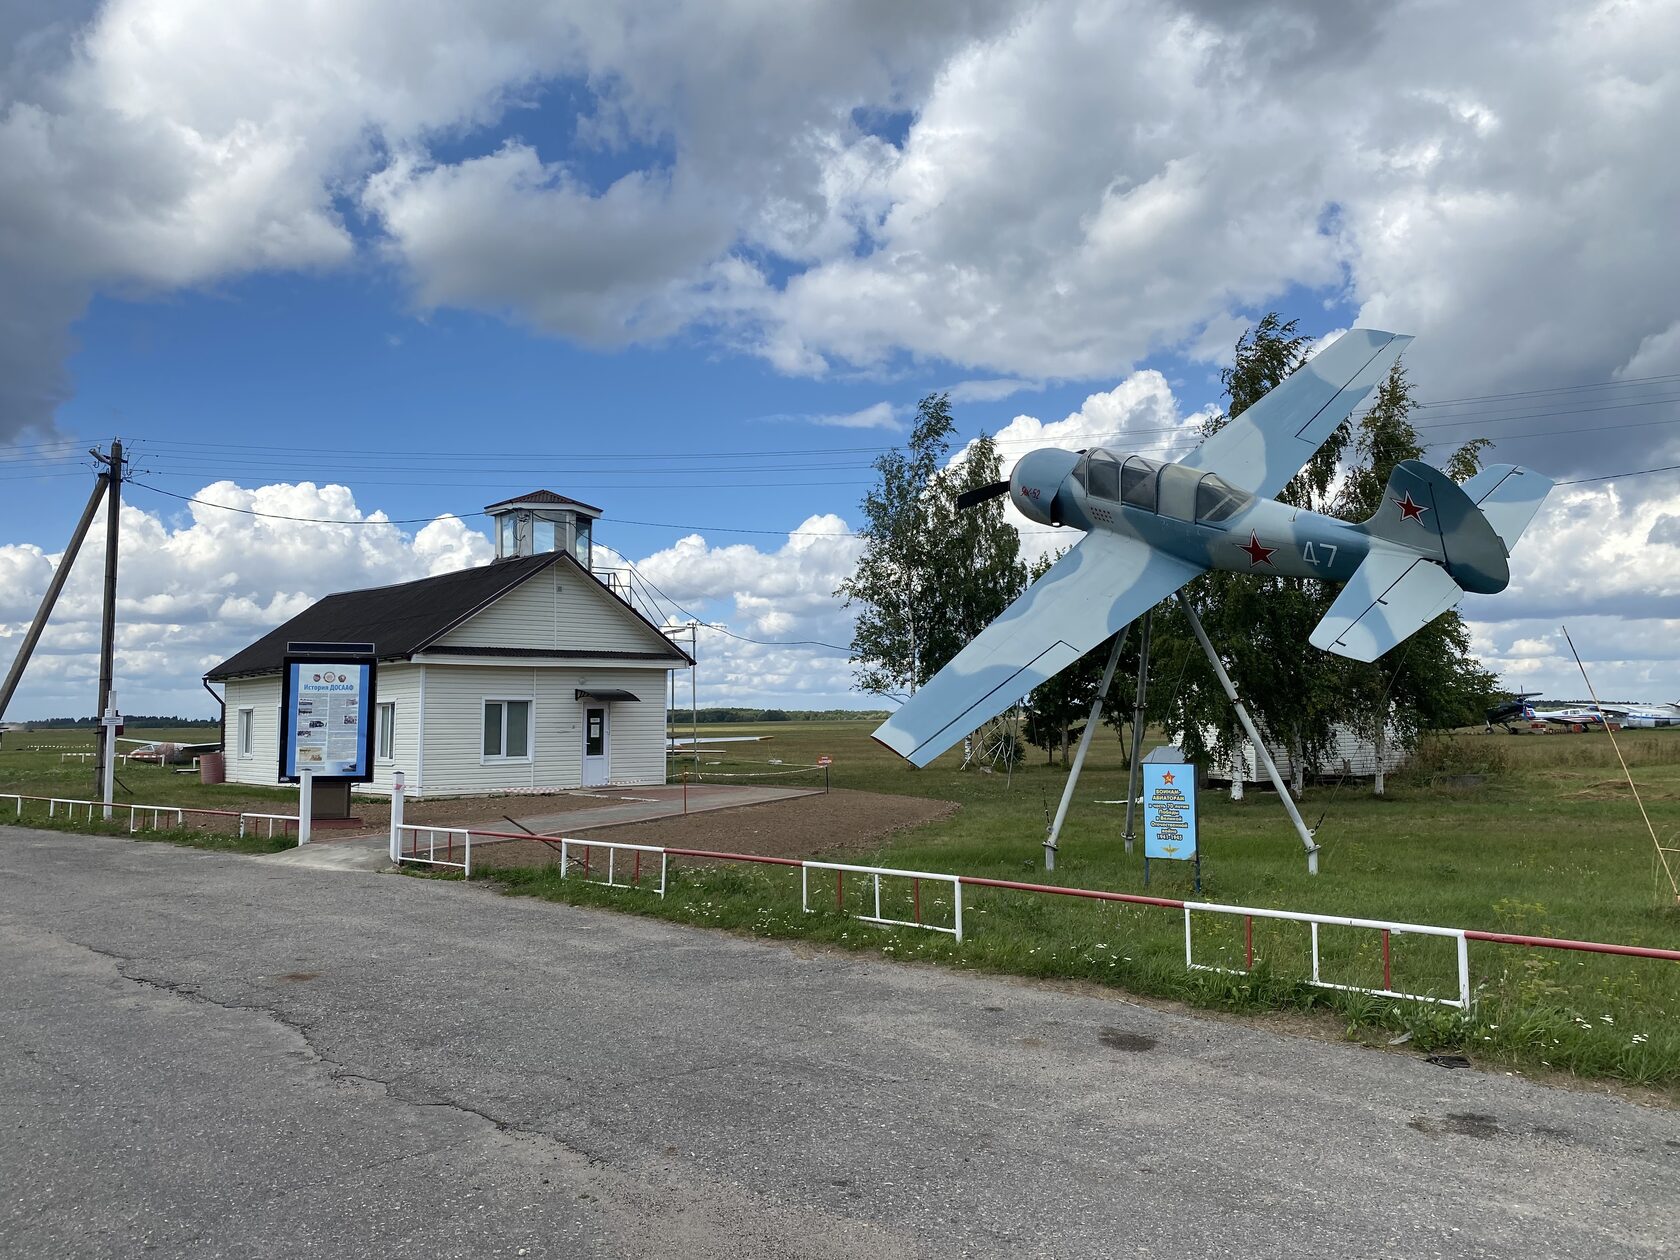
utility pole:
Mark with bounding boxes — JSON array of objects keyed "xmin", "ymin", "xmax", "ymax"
[
  {"xmin": 90, "ymin": 439, "xmax": 125, "ymax": 794},
  {"xmin": 0, "ymin": 474, "xmax": 109, "ymax": 722}
]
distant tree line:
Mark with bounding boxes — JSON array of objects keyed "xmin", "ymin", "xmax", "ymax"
[
  {"xmin": 677, "ymin": 708, "xmax": 890, "ymax": 724},
  {"xmin": 19, "ymin": 715, "xmax": 220, "ymax": 729}
]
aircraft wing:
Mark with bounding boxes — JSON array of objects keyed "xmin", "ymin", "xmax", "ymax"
[
  {"xmin": 873, "ymin": 533, "xmax": 1204, "ymax": 767},
  {"xmin": 1178, "ymin": 328, "xmax": 1413, "ymax": 499}
]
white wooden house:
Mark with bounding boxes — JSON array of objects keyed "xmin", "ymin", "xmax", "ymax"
[
  {"xmin": 205, "ymin": 492, "xmax": 691, "ymax": 798},
  {"xmin": 1206, "ymin": 724, "xmax": 1407, "ymax": 786}
]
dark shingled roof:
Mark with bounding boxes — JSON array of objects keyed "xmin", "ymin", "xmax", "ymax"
[
  {"xmin": 206, "ymin": 551, "xmax": 689, "ymax": 680},
  {"xmin": 482, "ymin": 489, "xmax": 603, "ymax": 514}
]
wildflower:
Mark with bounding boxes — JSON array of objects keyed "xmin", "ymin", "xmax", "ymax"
[
  {"xmin": 1632, "ymin": 1033, "xmax": 1648, "ymax": 1045},
  {"xmin": 1600, "ymin": 1015, "xmax": 1615, "ymax": 1024}
]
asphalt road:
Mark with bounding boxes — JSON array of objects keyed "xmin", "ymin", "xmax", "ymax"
[{"xmin": 1, "ymin": 826, "xmax": 1674, "ymax": 1259}]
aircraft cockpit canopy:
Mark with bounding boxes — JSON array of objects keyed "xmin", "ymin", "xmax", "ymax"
[{"xmin": 1074, "ymin": 448, "xmax": 1252, "ymax": 523}]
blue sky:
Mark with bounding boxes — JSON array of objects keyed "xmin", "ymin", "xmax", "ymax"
[
  {"xmin": 2, "ymin": 0, "xmax": 1678, "ymax": 718},
  {"xmin": 30, "ymin": 272, "xmax": 1242, "ymax": 553}
]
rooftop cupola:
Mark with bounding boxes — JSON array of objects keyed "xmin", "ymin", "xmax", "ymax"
[{"xmin": 484, "ymin": 490, "xmax": 602, "ymax": 567}]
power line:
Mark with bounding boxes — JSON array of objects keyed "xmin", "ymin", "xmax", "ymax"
[
  {"xmin": 115, "ymin": 456, "xmax": 1680, "ymax": 547},
  {"xmin": 129, "ymin": 478, "xmax": 868, "ymax": 536},
  {"xmin": 600, "ymin": 549, "xmax": 854, "ymax": 655},
  {"xmin": 1556, "ymin": 463, "xmax": 1680, "ymax": 486}
]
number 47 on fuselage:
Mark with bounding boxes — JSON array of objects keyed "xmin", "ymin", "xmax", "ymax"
[{"xmin": 875, "ymin": 329, "xmax": 1555, "ymax": 769}]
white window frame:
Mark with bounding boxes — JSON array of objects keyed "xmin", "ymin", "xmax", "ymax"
[
  {"xmin": 237, "ymin": 706, "xmax": 255, "ymax": 759},
  {"xmin": 481, "ymin": 697, "xmax": 534, "ymax": 764},
  {"xmin": 376, "ymin": 701, "xmax": 396, "ymax": 763}
]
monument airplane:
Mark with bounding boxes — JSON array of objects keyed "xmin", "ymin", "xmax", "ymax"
[{"xmin": 875, "ymin": 329, "xmax": 1554, "ymax": 770}]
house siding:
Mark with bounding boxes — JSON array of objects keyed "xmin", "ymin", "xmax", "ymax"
[
  {"xmin": 432, "ymin": 566, "xmax": 674, "ymax": 655},
  {"xmin": 1208, "ymin": 723, "xmax": 1407, "ymax": 783},
  {"xmin": 223, "ymin": 675, "xmax": 283, "ymax": 788},
  {"xmin": 368, "ymin": 667, "xmax": 422, "ymax": 796},
  {"xmin": 418, "ymin": 662, "xmax": 669, "ymax": 796}
]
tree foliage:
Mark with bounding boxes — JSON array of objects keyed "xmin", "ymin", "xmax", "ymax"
[{"xmin": 838, "ymin": 394, "xmax": 1027, "ymax": 698}]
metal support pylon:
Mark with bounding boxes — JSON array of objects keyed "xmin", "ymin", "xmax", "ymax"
[
  {"xmin": 1122, "ymin": 609, "xmax": 1153, "ymax": 855},
  {"xmin": 1175, "ymin": 591, "xmax": 1320, "ymax": 876},
  {"xmin": 1043, "ymin": 628, "xmax": 1128, "ymax": 871}
]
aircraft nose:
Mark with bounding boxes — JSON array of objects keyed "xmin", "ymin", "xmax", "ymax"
[{"xmin": 1010, "ymin": 448, "xmax": 1081, "ymax": 525}]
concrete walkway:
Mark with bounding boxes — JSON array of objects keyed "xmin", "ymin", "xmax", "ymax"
[
  {"xmin": 505, "ymin": 782, "xmax": 818, "ymax": 834},
  {"xmin": 258, "ymin": 782, "xmax": 820, "ymax": 872}
]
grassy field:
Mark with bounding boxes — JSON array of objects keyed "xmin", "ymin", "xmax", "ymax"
[
  {"xmin": 542, "ymin": 719, "xmax": 1680, "ymax": 1090},
  {"xmin": 7, "ymin": 717, "xmax": 1679, "ymax": 1089},
  {"xmin": 0, "ymin": 726, "xmax": 300, "ymax": 812}
]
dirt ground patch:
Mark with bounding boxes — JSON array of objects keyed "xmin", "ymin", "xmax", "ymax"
[{"xmin": 467, "ymin": 788, "xmax": 959, "ymax": 872}]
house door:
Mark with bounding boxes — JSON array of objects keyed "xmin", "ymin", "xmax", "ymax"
[{"xmin": 582, "ymin": 706, "xmax": 609, "ymax": 786}]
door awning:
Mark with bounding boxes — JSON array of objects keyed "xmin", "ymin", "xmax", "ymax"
[{"xmin": 575, "ymin": 688, "xmax": 640, "ymax": 702}]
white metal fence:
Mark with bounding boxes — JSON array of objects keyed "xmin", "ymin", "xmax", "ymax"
[
  {"xmin": 556, "ymin": 837, "xmax": 667, "ymax": 895},
  {"xmin": 1182, "ymin": 901, "xmax": 1471, "ymax": 1009},
  {"xmin": 396, "ymin": 824, "xmax": 473, "ymax": 874},
  {"xmin": 801, "ymin": 860, "xmax": 963, "ymax": 941}
]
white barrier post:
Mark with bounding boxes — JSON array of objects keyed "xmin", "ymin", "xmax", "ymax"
[
  {"xmin": 297, "ymin": 770, "xmax": 313, "ymax": 846},
  {"xmin": 389, "ymin": 771, "xmax": 405, "ymax": 864},
  {"xmin": 100, "ymin": 705, "xmax": 120, "ymax": 822}
]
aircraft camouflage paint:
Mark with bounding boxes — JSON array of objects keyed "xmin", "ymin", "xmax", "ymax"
[{"xmin": 875, "ymin": 329, "xmax": 1554, "ymax": 768}]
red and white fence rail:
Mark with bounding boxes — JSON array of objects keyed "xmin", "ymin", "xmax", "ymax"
[
  {"xmin": 558, "ymin": 837, "xmax": 667, "ymax": 895},
  {"xmin": 2, "ymin": 792, "xmax": 282, "ymax": 837},
  {"xmin": 6, "ymin": 792, "xmax": 1675, "ymax": 1013},
  {"xmin": 396, "ymin": 824, "xmax": 473, "ymax": 873},
  {"xmin": 801, "ymin": 860, "xmax": 963, "ymax": 940},
  {"xmin": 375, "ymin": 805, "xmax": 1680, "ymax": 1006},
  {"xmin": 1182, "ymin": 901, "xmax": 1471, "ymax": 1009}
]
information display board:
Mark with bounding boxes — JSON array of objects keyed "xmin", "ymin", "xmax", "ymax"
[
  {"xmin": 279, "ymin": 653, "xmax": 377, "ymax": 783},
  {"xmin": 1142, "ymin": 763, "xmax": 1197, "ymax": 860}
]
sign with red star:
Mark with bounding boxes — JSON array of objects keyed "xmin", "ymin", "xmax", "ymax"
[
  {"xmin": 1237, "ymin": 531, "xmax": 1276, "ymax": 567},
  {"xmin": 1393, "ymin": 491, "xmax": 1429, "ymax": 524},
  {"xmin": 1142, "ymin": 762, "xmax": 1197, "ymax": 861}
]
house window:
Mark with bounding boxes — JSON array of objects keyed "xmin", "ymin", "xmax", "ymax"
[
  {"xmin": 377, "ymin": 702, "xmax": 396, "ymax": 762},
  {"xmin": 482, "ymin": 699, "xmax": 532, "ymax": 761},
  {"xmin": 499, "ymin": 514, "xmax": 516, "ymax": 555},
  {"xmin": 237, "ymin": 707, "xmax": 254, "ymax": 759}
]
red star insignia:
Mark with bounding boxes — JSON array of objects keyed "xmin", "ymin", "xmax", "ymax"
[
  {"xmin": 1161, "ymin": 771, "xmax": 1175, "ymax": 784},
  {"xmin": 1393, "ymin": 491, "xmax": 1429, "ymax": 524},
  {"xmin": 1238, "ymin": 531, "xmax": 1276, "ymax": 567}
]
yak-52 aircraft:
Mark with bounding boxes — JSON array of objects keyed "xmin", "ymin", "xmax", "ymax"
[{"xmin": 876, "ymin": 329, "xmax": 1554, "ymax": 768}]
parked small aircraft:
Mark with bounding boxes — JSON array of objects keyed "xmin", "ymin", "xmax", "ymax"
[
  {"xmin": 1598, "ymin": 702, "xmax": 1680, "ymax": 729},
  {"xmin": 117, "ymin": 737, "xmax": 221, "ymax": 764},
  {"xmin": 876, "ymin": 329, "xmax": 1554, "ymax": 768}
]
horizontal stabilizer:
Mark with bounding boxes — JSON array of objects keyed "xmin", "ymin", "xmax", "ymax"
[
  {"xmin": 1457, "ymin": 463, "xmax": 1554, "ymax": 553},
  {"xmin": 874, "ymin": 533, "xmax": 1203, "ymax": 767},
  {"xmin": 1179, "ymin": 329, "xmax": 1412, "ymax": 500},
  {"xmin": 1309, "ymin": 549, "xmax": 1462, "ymax": 663}
]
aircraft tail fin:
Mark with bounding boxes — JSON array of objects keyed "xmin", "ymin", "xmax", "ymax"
[
  {"xmin": 1318, "ymin": 459, "xmax": 1554, "ymax": 661},
  {"xmin": 1357, "ymin": 459, "xmax": 1515, "ymax": 595},
  {"xmin": 1456, "ymin": 463, "xmax": 1555, "ymax": 554}
]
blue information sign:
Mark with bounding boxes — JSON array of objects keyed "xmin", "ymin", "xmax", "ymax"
[
  {"xmin": 1142, "ymin": 763, "xmax": 1197, "ymax": 860},
  {"xmin": 279, "ymin": 656, "xmax": 376, "ymax": 782}
]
